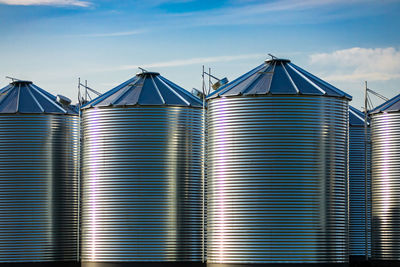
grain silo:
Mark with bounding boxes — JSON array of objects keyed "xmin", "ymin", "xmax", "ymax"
[
  {"xmin": 370, "ymin": 93, "xmax": 400, "ymax": 264},
  {"xmin": 206, "ymin": 58, "xmax": 351, "ymax": 266},
  {"xmin": 0, "ymin": 80, "xmax": 79, "ymax": 266},
  {"xmin": 349, "ymin": 106, "xmax": 371, "ymax": 263},
  {"xmin": 80, "ymin": 71, "xmax": 204, "ymax": 267}
]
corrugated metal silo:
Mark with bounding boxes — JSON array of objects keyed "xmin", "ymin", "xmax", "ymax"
[
  {"xmin": 0, "ymin": 80, "xmax": 79, "ymax": 266},
  {"xmin": 349, "ymin": 106, "xmax": 371, "ymax": 262},
  {"xmin": 81, "ymin": 71, "xmax": 204, "ymax": 267},
  {"xmin": 370, "ymin": 94, "xmax": 400, "ymax": 264},
  {"xmin": 206, "ymin": 58, "xmax": 351, "ymax": 266}
]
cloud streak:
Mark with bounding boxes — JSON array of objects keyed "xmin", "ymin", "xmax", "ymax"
[
  {"xmin": 0, "ymin": 0, "xmax": 91, "ymax": 7},
  {"xmin": 118, "ymin": 53, "xmax": 265, "ymax": 70},
  {"xmin": 309, "ymin": 47, "xmax": 400, "ymax": 82},
  {"xmin": 82, "ymin": 30, "xmax": 145, "ymax": 37},
  {"xmin": 162, "ymin": 0, "xmax": 388, "ymax": 26}
]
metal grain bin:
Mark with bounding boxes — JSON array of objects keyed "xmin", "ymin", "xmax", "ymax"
[
  {"xmin": 81, "ymin": 71, "xmax": 204, "ymax": 267},
  {"xmin": 206, "ymin": 58, "xmax": 351, "ymax": 267},
  {"xmin": 0, "ymin": 80, "xmax": 79, "ymax": 266},
  {"xmin": 370, "ymin": 94, "xmax": 400, "ymax": 263},
  {"xmin": 349, "ymin": 106, "xmax": 371, "ymax": 262}
]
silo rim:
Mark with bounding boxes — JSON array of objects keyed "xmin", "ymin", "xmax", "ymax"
[
  {"xmin": 0, "ymin": 112, "xmax": 78, "ymax": 116},
  {"xmin": 81, "ymin": 103, "xmax": 203, "ymax": 110},
  {"xmin": 370, "ymin": 110, "xmax": 400, "ymax": 115},
  {"xmin": 207, "ymin": 93, "xmax": 351, "ymax": 101}
]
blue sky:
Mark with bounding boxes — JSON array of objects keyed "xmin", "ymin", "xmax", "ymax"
[{"xmin": 0, "ymin": 0, "xmax": 399, "ymax": 109}]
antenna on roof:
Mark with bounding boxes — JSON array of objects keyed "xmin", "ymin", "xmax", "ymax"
[
  {"xmin": 363, "ymin": 83, "xmax": 388, "ymax": 112},
  {"xmin": 268, "ymin": 54, "xmax": 277, "ymax": 60},
  {"xmin": 78, "ymin": 78, "xmax": 101, "ymax": 106},
  {"xmin": 202, "ymin": 68, "xmax": 229, "ymax": 92},
  {"xmin": 5, "ymin": 76, "xmax": 22, "ymax": 82},
  {"xmin": 138, "ymin": 67, "xmax": 148, "ymax": 73}
]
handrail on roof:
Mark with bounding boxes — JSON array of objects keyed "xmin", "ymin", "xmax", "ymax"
[{"xmin": 5, "ymin": 76, "xmax": 22, "ymax": 82}]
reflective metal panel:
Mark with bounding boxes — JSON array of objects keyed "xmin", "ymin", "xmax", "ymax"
[
  {"xmin": 0, "ymin": 114, "xmax": 79, "ymax": 262},
  {"xmin": 81, "ymin": 106, "xmax": 203, "ymax": 262},
  {"xmin": 206, "ymin": 95, "xmax": 349, "ymax": 264},
  {"xmin": 371, "ymin": 112, "xmax": 400, "ymax": 261},
  {"xmin": 349, "ymin": 125, "xmax": 371, "ymax": 257}
]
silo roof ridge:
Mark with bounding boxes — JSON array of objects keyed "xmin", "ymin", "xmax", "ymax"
[
  {"xmin": 82, "ymin": 71, "xmax": 203, "ymax": 109},
  {"xmin": 207, "ymin": 59, "xmax": 352, "ymax": 100},
  {"xmin": 349, "ymin": 105, "xmax": 368, "ymax": 126},
  {"xmin": 0, "ymin": 81, "xmax": 78, "ymax": 115},
  {"xmin": 370, "ymin": 93, "xmax": 400, "ymax": 114}
]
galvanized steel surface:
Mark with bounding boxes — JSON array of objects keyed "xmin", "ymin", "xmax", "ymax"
[
  {"xmin": 81, "ymin": 106, "xmax": 203, "ymax": 262},
  {"xmin": 371, "ymin": 112, "xmax": 400, "ymax": 261},
  {"xmin": 206, "ymin": 95, "xmax": 349, "ymax": 264},
  {"xmin": 0, "ymin": 114, "xmax": 79, "ymax": 262},
  {"xmin": 349, "ymin": 122, "xmax": 371, "ymax": 257}
]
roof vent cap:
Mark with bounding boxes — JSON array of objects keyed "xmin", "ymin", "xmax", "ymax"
[
  {"xmin": 136, "ymin": 71, "xmax": 160, "ymax": 77},
  {"xmin": 191, "ymin": 88, "xmax": 204, "ymax": 99},
  {"xmin": 265, "ymin": 54, "xmax": 291, "ymax": 64},
  {"xmin": 56, "ymin": 94, "xmax": 72, "ymax": 106},
  {"xmin": 212, "ymin": 77, "xmax": 229, "ymax": 90},
  {"xmin": 265, "ymin": 58, "xmax": 291, "ymax": 64},
  {"xmin": 11, "ymin": 80, "xmax": 32, "ymax": 85}
]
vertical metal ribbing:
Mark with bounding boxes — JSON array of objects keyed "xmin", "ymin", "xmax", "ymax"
[
  {"xmin": 206, "ymin": 95, "xmax": 349, "ymax": 264},
  {"xmin": 81, "ymin": 106, "xmax": 203, "ymax": 263},
  {"xmin": 371, "ymin": 112, "xmax": 400, "ymax": 261},
  {"xmin": 0, "ymin": 114, "xmax": 79, "ymax": 262},
  {"xmin": 349, "ymin": 125, "xmax": 371, "ymax": 258}
]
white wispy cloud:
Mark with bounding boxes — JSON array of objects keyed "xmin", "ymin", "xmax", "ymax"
[
  {"xmin": 148, "ymin": 0, "xmax": 194, "ymax": 5},
  {"xmin": 309, "ymin": 47, "xmax": 400, "ymax": 82},
  {"xmin": 119, "ymin": 53, "xmax": 265, "ymax": 70},
  {"xmin": 82, "ymin": 30, "xmax": 145, "ymax": 37},
  {"xmin": 229, "ymin": 0, "xmax": 353, "ymax": 14},
  {"xmin": 163, "ymin": 0, "xmax": 392, "ymax": 26},
  {"xmin": 0, "ymin": 0, "xmax": 91, "ymax": 7}
]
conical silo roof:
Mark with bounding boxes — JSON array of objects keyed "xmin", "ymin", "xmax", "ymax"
[
  {"xmin": 370, "ymin": 93, "xmax": 400, "ymax": 114},
  {"xmin": 349, "ymin": 105, "xmax": 368, "ymax": 126},
  {"xmin": 0, "ymin": 80, "xmax": 78, "ymax": 115},
  {"xmin": 207, "ymin": 58, "xmax": 352, "ymax": 100},
  {"xmin": 82, "ymin": 71, "xmax": 202, "ymax": 109}
]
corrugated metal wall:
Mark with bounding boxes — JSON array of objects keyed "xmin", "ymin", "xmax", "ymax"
[
  {"xmin": 81, "ymin": 106, "xmax": 203, "ymax": 263},
  {"xmin": 0, "ymin": 114, "xmax": 79, "ymax": 262},
  {"xmin": 349, "ymin": 124, "xmax": 371, "ymax": 258},
  {"xmin": 371, "ymin": 112, "xmax": 400, "ymax": 261},
  {"xmin": 206, "ymin": 95, "xmax": 349, "ymax": 264}
]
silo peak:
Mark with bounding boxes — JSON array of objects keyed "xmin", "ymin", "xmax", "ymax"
[
  {"xmin": 10, "ymin": 80, "xmax": 33, "ymax": 85},
  {"xmin": 265, "ymin": 58, "xmax": 291, "ymax": 64},
  {"xmin": 136, "ymin": 71, "xmax": 160, "ymax": 77}
]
